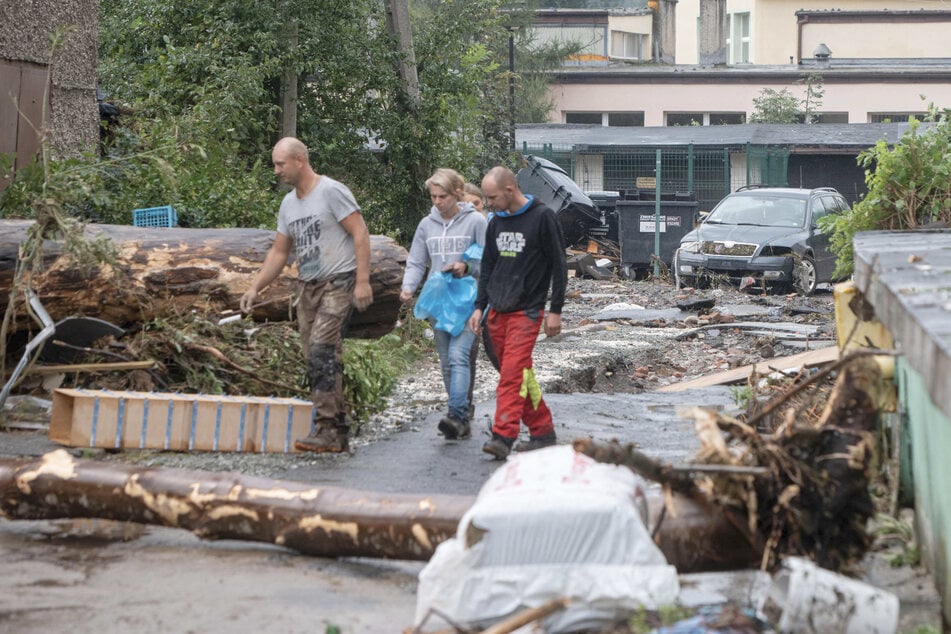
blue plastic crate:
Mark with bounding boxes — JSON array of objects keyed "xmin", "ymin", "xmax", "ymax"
[{"xmin": 132, "ymin": 205, "xmax": 178, "ymax": 227}]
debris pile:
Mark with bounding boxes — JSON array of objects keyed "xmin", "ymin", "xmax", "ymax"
[{"xmin": 575, "ymin": 353, "xmax": 887, "ymax": 574}]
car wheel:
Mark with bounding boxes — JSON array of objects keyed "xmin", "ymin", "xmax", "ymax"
[{"xmin": 794, "ymin": 256, "xmax": 817, "ymax": 296}]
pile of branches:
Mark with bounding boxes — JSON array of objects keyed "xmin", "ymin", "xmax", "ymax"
[
  {"xmin": 576, "ymin": 351, "xmax": 890, "ymax": 572},
  {"xmin": 61, "ymin": 312, "xmax": 308, "ymax": 399}
]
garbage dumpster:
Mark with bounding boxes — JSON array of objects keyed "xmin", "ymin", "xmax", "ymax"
[
  {"xmin": 516, "ymin": 155, "xmax": 601, "ymax": 247},
  {"xmin": 617, "ymin": 194, "xmax": 699, "ymax": 272},
  {"xmin": 586, "ymin": 191, "xmax": 621, "ymax": 244}
]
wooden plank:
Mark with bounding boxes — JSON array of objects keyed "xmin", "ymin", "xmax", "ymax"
[{"xmin": 654, "ymin": 345, "xmax": 840, "ymax": 392}]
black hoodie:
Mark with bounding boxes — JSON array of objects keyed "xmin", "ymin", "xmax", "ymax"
[{"xmin": 476, "ymin": 197, "xmax": 568, "ymax": 315}]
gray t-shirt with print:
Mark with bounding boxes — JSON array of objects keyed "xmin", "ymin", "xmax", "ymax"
[{"xmin": 277, "ymin": 176, "xmax": 359, "ymax": 282}]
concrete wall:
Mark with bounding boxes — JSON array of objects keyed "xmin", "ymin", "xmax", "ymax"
[
  {"xmin": 0, "ymin": 0, "xmax": 99, "ymax": 159},
  {"xmin": 547, "ymin": 78, "xmax": 951, "ymax": 126},
  {"xmin": 675, "ymin": 1, "xmax": 947, "ymax": 65},
  {"xmin": 852, "ymin": 230, "xmax": 951, "ymax": 626}
]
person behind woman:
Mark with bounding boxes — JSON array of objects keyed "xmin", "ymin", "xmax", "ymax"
[
  {"xmin": 463, "ymin": 182, "xmax": 487, "ymax": 217},
  {"xmin": 400, "ymin": 169, "xmax": 487, "ymax": 440}
]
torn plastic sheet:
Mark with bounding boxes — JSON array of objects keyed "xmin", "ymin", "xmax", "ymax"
[{"xmin": 415, "ymin": 445, "xmax": 680, "ymax": 632}]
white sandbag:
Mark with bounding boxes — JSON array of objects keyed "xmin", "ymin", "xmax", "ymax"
[{"xmin": 415, "ymin": 445, "xmax": 679, "ymax": 632}]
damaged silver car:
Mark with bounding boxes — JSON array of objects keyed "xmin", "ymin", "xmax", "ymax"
[{"xmin": 673, "ymin": 186, "xmax": 848, "ymax": 295}]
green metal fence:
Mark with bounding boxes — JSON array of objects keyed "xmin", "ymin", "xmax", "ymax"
[{"xmin": 521, "ymin": 143, "xmax": 790, "ymax": 213}]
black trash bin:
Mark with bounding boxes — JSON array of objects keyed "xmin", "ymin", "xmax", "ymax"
[
  {"xmin": 515, "ymin": 155, "xmax": 601, "ymax": 247},
  {"xmin": 586, "ymin": 191, "xmax": 620, "ymax": 244},
  {"xmin": 616, "ymin": 195, "xmax": 699, "ymax": 271}
]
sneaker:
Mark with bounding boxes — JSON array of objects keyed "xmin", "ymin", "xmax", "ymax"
[
  {"xmin": 294, "ymin": 426, "xmax": 349, "ymax": 454},
  {"xmin": 482, "ymin": 433, "xmax": 514, "ymax": 460},
  {"xmin": 438, "ymin": 415, "xmax": 471, "ymax": 440},
  {"xmin": 514, "ymin": 432, "xmax": 557, "ymax": 453}
]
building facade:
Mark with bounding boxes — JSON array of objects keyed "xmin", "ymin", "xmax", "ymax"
[
  {"xmin": 0, "ymin": 0, "xmax": 99, "ymax": 185},
  {"xmin": 534, "ymin": 1, "xmax": 951, "ymax": 127}
]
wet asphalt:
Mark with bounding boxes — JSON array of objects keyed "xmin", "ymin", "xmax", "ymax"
[{"xmin": 0, "ymin": 388, "xmax": 738, "ymax": 633}]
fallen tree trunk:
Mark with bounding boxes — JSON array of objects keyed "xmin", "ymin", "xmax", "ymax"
[
  {"xmin": 0, "ymin": 220, "xmax": 406, "ymax": 339},
  {"xmin": 0, "ymin": 449, "xmax": 466, "ymax": 560},
  {"xmin": 0, "ymin": 449, "xmax": 760, "ymax": 570}
]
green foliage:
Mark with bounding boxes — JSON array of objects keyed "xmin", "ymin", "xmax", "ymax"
[
  {"xmin": 8, "ymin": 1, "xmax": 573, "ymax": 241},
  {"xmin": 799, "ymin": 72, "xmax": 824, "ymax": 124},
  {"xmin": 343, "ymin": 306, "xmax": 432, "ymax": 423},
  {"xmin": 89, "ymin": 0, "xmax": 523, "ymax": 242},
  {"xmin": 628, "ymin": 605, "xmax": 695, "ymax": 633},
  {"xmin": 730, "ymin": 384, "xmax": 754, "ymax": 410},
  {"xmin": 872, "ymin": 513, "xmax": 922, "ymax": 568},
  {"xmin": 822, "ymin": 106, "xmax": 951, "ymax": 277},
  {"xmin": 750, "ymin": 88, "xmax": 801, "ymax": 124},
  {"xmin": 749, "ymin": 74, "xmax": 823, "ymax": 124}
]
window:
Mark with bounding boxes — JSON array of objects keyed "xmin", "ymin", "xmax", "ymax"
[
  {"xmin": 667, "ymin": 112, "xmax": 745, "ymax": 126},
  {"xmin": 610, "ymin": 31, "xmax": 643, "ymax": 60},
  {"xmin": 710, "ymin": 113, "xmax": 745, "ymax": 125},
  {"xmin": 815, "ymin": 113, "xmax": 848, "ymax": 124},
  {"xmin": 727, "ymin": 12, "xmax": 750, "ymax": 64},
  {"xmin": 608, "ymin": 112, "xmax": 644, "ymax": 127},
  {"xmin": 666, "ymin": 113, "xmax": 703, "ymax": 127},
  {"xmin": 565, "ymin": 112, "xmax": 603, "ymax": 125},
  {"xmin": 868, "ymin": 112, "xmax": 928, "ymax": 123}
]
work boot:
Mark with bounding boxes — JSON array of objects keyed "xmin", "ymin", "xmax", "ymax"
[
  {"xmin": 513, "ymin": 432, "xmax": 557, "ymax": 453},
  {"xmin": 482, "ymin": 433, "xmax": 514, "ymax": 460},
  {"xmin": 438, "ymin": 415, "xmax": 471, "ymax": 440},
  {"xmin": 294, "ymin": 425, "xmax": 349, "ymax": 454}
]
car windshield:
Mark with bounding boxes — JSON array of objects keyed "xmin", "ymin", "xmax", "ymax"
[{"xmin": 706, "ymin": 195, "xmax": 807, "ymax": 228}]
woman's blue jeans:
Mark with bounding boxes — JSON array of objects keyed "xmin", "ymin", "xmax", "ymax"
[{"xmin": 434, "ymin": 327, "xmax": 476, "ymax": 421}]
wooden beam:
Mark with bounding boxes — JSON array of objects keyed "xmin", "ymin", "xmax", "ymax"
[{"xmin": 655, "ymin": 345, "xmax": 839, "ymax": 392}]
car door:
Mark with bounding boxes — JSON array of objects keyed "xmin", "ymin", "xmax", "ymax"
[{"xmin": 810, "ymin": 196, "xmax": 840, "ymax": 281}]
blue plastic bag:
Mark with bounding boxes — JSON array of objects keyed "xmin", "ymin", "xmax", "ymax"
[{"xmin": 414, "ymin": 271, "xmax": 477, "ymax": 336}]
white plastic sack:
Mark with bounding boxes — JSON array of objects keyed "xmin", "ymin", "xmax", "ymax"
[{"xmin": 415, "ymin": 445, "xmax": 679, "ymax": 633}]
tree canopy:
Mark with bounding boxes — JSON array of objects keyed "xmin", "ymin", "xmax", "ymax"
[{"xmin": 88, "ymin": 0, "xmax": 520, "ymax": 240}]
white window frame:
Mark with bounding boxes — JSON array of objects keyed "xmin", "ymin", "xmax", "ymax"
[
  {"xmin": 610, "ymin": 30, "xmax": 643, "ymax": 60},
  {"xmin": 727, "ymin": 12, "xmax": 750, "ymax": 65}
]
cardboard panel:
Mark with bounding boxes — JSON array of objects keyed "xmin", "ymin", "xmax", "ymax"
[{"xmin": 50, "ymin": 389, "xmax": 314, "ymax": 453}]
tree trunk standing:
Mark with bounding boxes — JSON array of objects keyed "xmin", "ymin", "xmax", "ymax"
[
  {"xmin": 279, "ymin": 0, "xmax": 298, "ymax": 139},
  {"xmin": 382, "ymin": 0, "xmax": 420, "ymax": 106},
  {"xmin": 0, "ymin": 220, "xmax": 406, "ymax": 339}
]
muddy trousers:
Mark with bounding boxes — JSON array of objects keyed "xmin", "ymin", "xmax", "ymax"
[
  {"xmin": 486, "ymin": 308, "xmax": 554, "ymax": 441},
  {"xmin": 297, "ymin": 272, "xmax": 355, "ymax": 435}
]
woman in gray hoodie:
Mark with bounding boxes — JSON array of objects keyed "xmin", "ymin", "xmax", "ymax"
[{"xmin": 400, "ymin": 168, "xmax": 487, "ymax": 440}]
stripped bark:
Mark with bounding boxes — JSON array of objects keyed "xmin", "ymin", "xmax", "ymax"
[
  {"xmin": 0, "ymin": 220, "xmax": 406, "ymax": 339},
  {"xmin": 0, "ymin": 449, "xmax": 468, "ymax": 561}
]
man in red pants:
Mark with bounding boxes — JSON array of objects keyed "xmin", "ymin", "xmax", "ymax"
[{"xmin": 468, "ymin": 166, "xmax": 568, "ymax": 460}]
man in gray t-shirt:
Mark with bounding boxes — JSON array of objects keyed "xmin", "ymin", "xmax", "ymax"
[{"xmin": 240, "ymin": 137, "xmax": 372, "ymax": 454}]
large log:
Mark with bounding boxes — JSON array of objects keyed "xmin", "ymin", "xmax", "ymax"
[
  {"xmin": 0, "ymin": 220, "xmax": 406, "ymax": 339},
  {"xmin": 0, "ymin": 449, "xmax": 467, "ymax": 561},
  {"xmin": 0, "ymin": 450, "xmax": 760, "ymax": 570}
]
